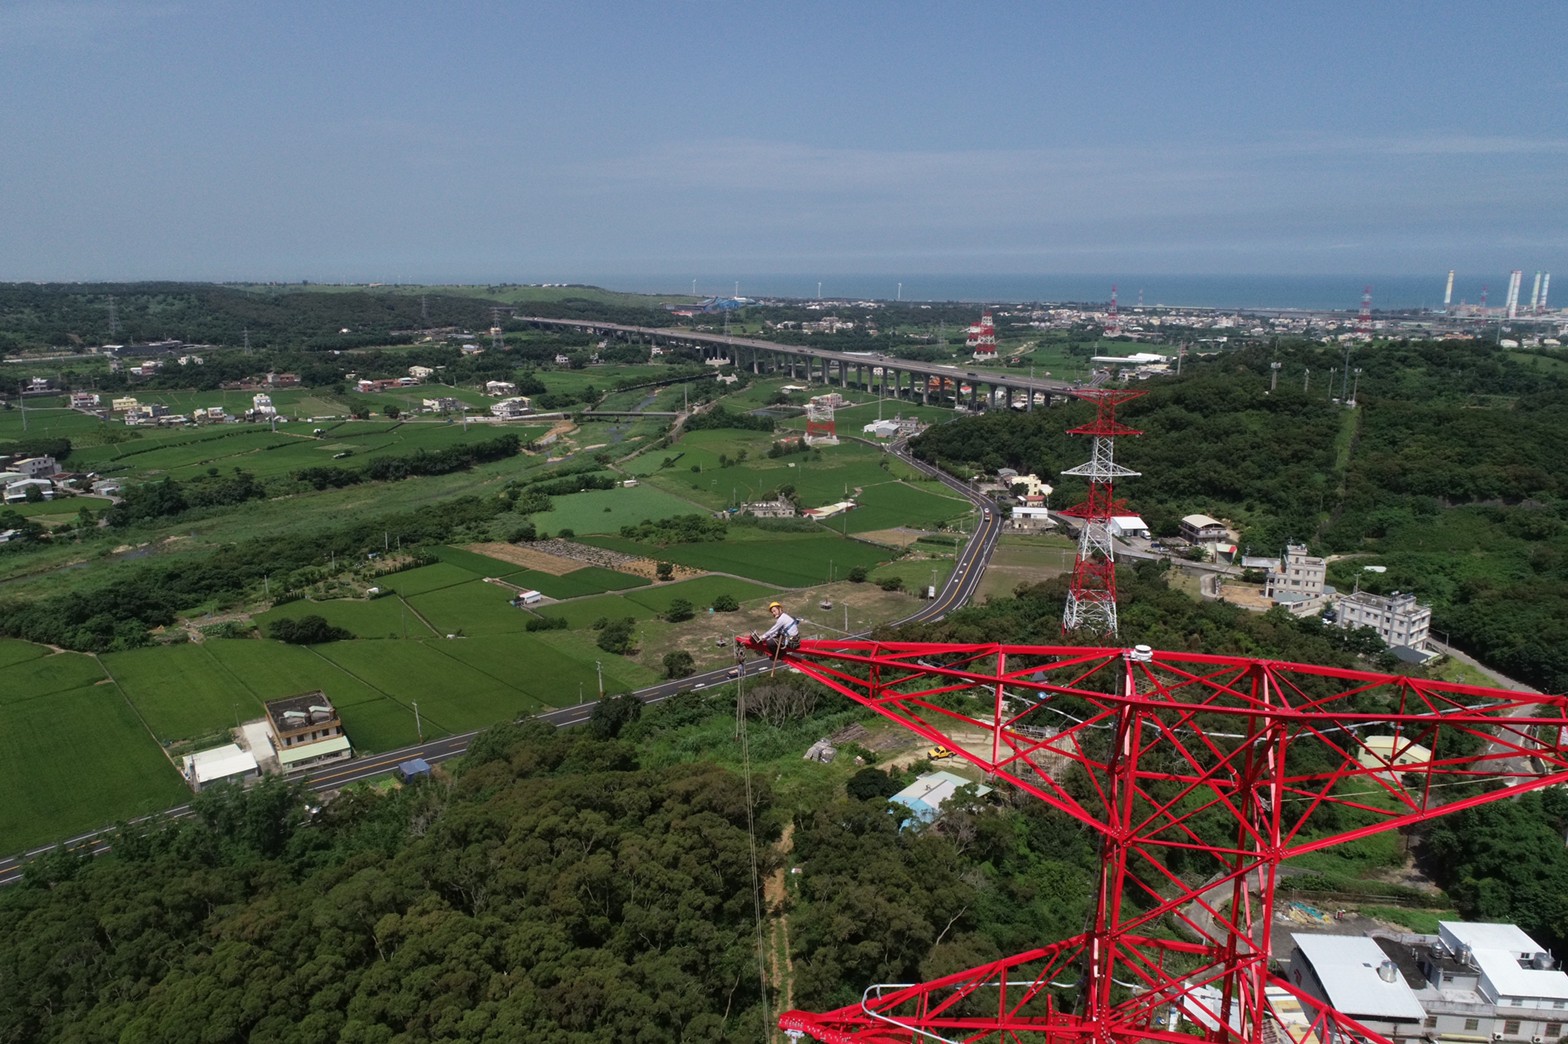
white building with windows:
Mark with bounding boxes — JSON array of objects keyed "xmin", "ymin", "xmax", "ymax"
[
  {"xmin": 1288, "ymin": 923, "xmax": 1568, "ymax": 1044},
  {"xmin": 1334, "ymin": 589, "xmax": 1431, "ymax": 651},
  {"xmin": 1266, "ymin": 543, "xmax": 1329, "ymax": 616}
]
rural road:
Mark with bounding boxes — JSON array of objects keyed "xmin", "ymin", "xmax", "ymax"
[{"xmin": 0, "ymin": 439, "xmax": 1001, "ymax": 886}]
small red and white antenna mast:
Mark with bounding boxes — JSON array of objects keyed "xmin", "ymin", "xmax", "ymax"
[
  {"xmin": 1104, "ymin": 284, "xmax": 1121, "ymax": 337},
  {"xmin": 1356, "ymin": 284, "xmax": 1373, "ymax": 339}
]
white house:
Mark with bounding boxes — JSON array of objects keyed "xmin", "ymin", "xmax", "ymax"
[
  {"xmin": 182, "ymin": 744, "xmax": 260, "ymax": 792},
  {"xmin": 1109, "ymin": 515, "xmax": 1149, "ymax": 539},
  {"xmin": 490, "ymin": 396, "xmax": 532, "ymax": 419}
]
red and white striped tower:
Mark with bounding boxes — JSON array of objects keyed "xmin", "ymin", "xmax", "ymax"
[
  {"xmin": 966, "ymin": 310, "xmax": 998, "ymax": 358},
  {"xmin": 804, "ymin": 400, "xmax": 838, "ymax": 446},
  {"xmin": 1104, "ymin": 285, "xmax": 1122, "ymax": 337},
  {"xmin": 1060, "ymin": 389, "xmax": 1143, "ymax": 635},
  {"xmin": 1356, "ymin": 284, "xmax": 1373, "ymax": 339}
]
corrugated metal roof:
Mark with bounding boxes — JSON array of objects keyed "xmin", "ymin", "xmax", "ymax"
[{"xmin": 1293, "ymin": 933, "xmax": 1427, "ymax": 1020}]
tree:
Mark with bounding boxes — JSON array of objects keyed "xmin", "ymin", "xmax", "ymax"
[
  {"xmin": 846, "ymin": 767, "xmax": 903, "ymax": 803},
  {"xmin": 711, "ymin": 594, "xmax": 740, "ymax": 612},
  {"xmin": 384, "ymin": 404, "xmax": 400, "ymax": 419},
  {"xmin": 877, "ymin": 576, "xmax": 906, "ymax": 592},
  {"xmin": 662, "ymin": 651, "xmax": 695, "ymax": 679},
  {"xmin": 587, "ymin": 692, "xmax": 642, "ymax": 739},
  {"xmin": 655, "ymin": 561, "xmax": 674, "ymax": 581},
  {"xmin": 596, "ymin": 617, "xmax": 636, "ymax": 654},
  {"xmin": 665, "ymin": 598, "xmax": 694, "ymax": 623},
  {"xmin": 267, "ymin": 615, "xmax": 354, "ymax": 644},
  {"xmin": 847, "ymin": 566, "xmax": 869, "ymax": 583}
]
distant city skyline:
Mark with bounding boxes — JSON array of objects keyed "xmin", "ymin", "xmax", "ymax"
[{"xmin": 1, "ymin": 1, "xmax": 1562, "ymax": 284}]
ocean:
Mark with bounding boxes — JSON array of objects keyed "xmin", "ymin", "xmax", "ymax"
[{"xmin": 579, "ymin": 273, "xmax": 1499, "ymax": 312}]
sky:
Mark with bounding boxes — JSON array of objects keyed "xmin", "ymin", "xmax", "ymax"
[{"xmin": 2, "ymin": 1, "xmax": 1564, "ymax": 287}]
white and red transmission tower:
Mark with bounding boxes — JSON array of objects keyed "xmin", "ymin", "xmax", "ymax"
[
  {"xmin": 1356, "ymin": 285, "xmax": 1373, "ymax": 339},
  {"xmin": 742, "ymin": 638, "xmax": 1568, "ymax": 1044},
  {"xmin": 967, "ymin": 311, "xmax": 998, "ymax": 359},
  {"xmin": 1060, "ymin": 389, "xmax": 1143, "ymax": 636},
  {"xmin": 1104, "ymin": 285, "xmax": 1122, "ymax": 337}
]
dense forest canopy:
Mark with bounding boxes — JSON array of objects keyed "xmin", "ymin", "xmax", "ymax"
[
  {"xmin": 0, "ymin": 516, "xmax": 1560, "ymax": 1037},
  {"xmin": 909, "ymin": 338, "xmax": 1568, "ymax": 692}
]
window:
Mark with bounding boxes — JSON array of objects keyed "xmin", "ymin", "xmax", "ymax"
[
  {"xmin": 1425, "ymin": 1017, "xmax": 1438, "ymax": 1029},
  {"xmin": 1544, "ymin": 1023, "xmax": 1562, "ymax": 1037},
  {"xmin": 1503, "ymin": 1020, "xmax": 1521, "ymax": 1036},
  {"xmin": 1464, "ymin": 1020, "xmax": 1480, "ymax": 1032}
]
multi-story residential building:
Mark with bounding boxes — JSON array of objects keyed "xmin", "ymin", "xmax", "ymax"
[
  {"xmin": 1266, "ymin": 543, "xmax": 1330, "ymax": 616},
  {"xmin": 263, "ymin": 692, "xmax": 351, "ymax": 773},
  {"xmin": 1334, "ymin": 589, "xmax": 1431, "ymax": 650}
]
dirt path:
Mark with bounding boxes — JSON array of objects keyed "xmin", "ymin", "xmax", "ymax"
[{"xmin": 765, "ymin": 822, "xmax": 797, "ymax": 1022}]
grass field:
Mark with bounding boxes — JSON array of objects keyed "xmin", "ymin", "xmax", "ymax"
[
  {"xmin": 102, "ymin": 644, "xmax": 266, "ymax": 742},
  {"xmin": 531, "ymin": 484, "xmax": 710, "ymax": 536},
  {"xmin": 0, "ymin": 683, "xmax": 191, "ymax": 853},
  {"xmin": 584, "ymin": 528, "xmax": 892, "ymax": 587},
  {"xmin": 253, "ymin": 595, "xmax": 436, "ymax": 640},
  {"xmin": 0, "ymin": 649, "xmax": 109, "ymax": 704},
  {"xmin": 62, "ymin": 417, "xmax": 554, "ymax": 483},
  {"xmin": 0, "ymin": 638, "xmax": 50, "ymax": 669},
  {"xmin": 975, "ymin": 532, "xmax": 1077, "ymax": 602}
]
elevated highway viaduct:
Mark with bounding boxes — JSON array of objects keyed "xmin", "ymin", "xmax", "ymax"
[{"xmin": 519, "ymin": 317, "xmax": 1079, "ymax": 410}]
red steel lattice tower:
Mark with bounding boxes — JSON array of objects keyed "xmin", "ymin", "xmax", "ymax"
[
  {"xmin": 1060, "ymin": 389, "xmax": 1144, "ymax": 636},
  {"xmin": 739, "ymin": 638, "xmax": 1568, "ymax": 1044}
]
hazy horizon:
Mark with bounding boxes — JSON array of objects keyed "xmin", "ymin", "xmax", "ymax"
[{"xmin": 2, "ymin": 2, "xmax": 1563, "ymax": 285}]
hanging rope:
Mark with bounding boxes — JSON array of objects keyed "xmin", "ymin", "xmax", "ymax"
[{"xmin": 735, "ymin": 659, "xmax": 773, "ymax": 1040}]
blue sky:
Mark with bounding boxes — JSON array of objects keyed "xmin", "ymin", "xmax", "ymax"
[{"xmin": 2, "ymin": 1, "xmax": 1563, "ymax": 286}]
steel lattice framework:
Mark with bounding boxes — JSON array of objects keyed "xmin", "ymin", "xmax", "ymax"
[
  {"xmin": 1060, "ymin": 390, "xmax": 1143, "ymax": 636},
  {"xmin": 736, "ymin": 637, "xmax": 1568, "ymax": 1044}
]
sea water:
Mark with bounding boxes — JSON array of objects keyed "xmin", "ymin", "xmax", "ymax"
[{"xmin": 581, "ymin": 272, "xmax": 1493, "ymax": 312}]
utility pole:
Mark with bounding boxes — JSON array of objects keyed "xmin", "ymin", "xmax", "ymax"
[
  {"xmin": 412, "ymin": 700, "xmax": 422, "ymax": 741},
  {"xmin": 595, "ymin": 660, "xmax": 604, "ymax": 698}
]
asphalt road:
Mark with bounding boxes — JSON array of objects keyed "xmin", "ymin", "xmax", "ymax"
[{"xmin": 0, "ymin": 440, "xmax": 1001, "ymax": 887}]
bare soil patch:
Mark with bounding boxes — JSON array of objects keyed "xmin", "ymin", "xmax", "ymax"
[
  {"xmin": 464, "ymin": 542, "xmax": 582, "ymax": 576},
  {"xmin": 857, "ymin": 527, "xmax": 931, "ymax": 548},
  {"xmin": 1215, "ymin": 583, "xmax": 1272, "ymax": 611}
]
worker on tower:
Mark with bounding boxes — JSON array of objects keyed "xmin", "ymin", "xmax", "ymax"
[{"xmin": 755, "ymin": 601, "xmax": 799, "ymax": 656}]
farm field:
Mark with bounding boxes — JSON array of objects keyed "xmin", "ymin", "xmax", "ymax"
[
  {"xmin": 253, "ymin": 594, "xmax": 436, "ymax": 640},
  {"xmin": 583, "ymin": 529, "xmax": 892, "ymax": 587},
  {"xmin": 0, "ymin": 682, "xmax": 191, "ymax": 853},
  {"xmin": 64, "ymin": 418, "xmax": 553, "ymax": 483},
  {"xmin": 529, "ymin": 484, "xmax": 708, "ymax": 536},
  {"xmin": 0, "ymin": 649, "xmax": 110, "ymax": 704},
  {"xmin": 0, "ymin": 327, "xmax": 1009, "ymax": 858},
  {"xmin": 973, "ymin": 532, "xmax": 1077, "ymax": 602}
]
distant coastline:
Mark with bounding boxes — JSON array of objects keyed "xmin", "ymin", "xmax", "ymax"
[{"xmin": 577, "ymin": 273, "xmax": 1489, "ymax": 312}]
